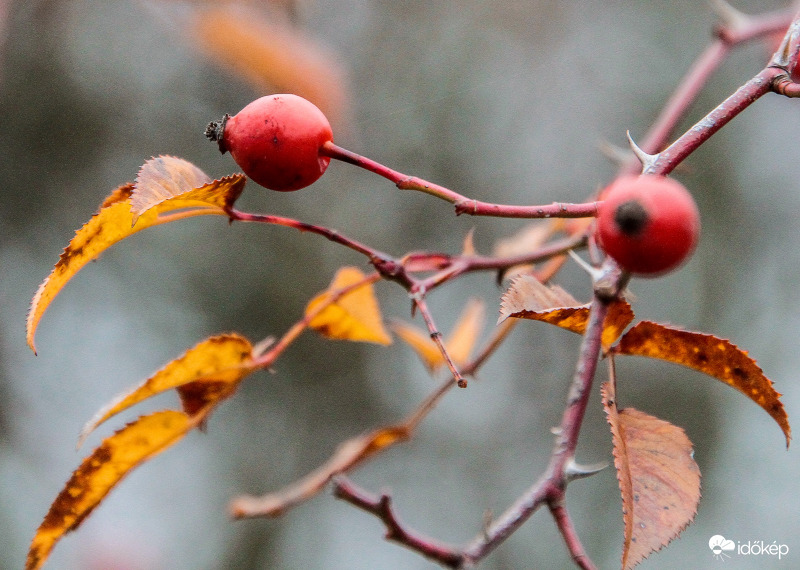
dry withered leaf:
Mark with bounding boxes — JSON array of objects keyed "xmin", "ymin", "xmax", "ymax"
[
  {"xmin": 499, "ymin": 274, "xmax": 634, "ymax": 348},
  {"xmin": 461, "ymin": 228, "xmax": 477, "ymax": 256},
  {"xmin": 26, "ymin": 164, "xmax": 246, "ymax": 353},
  {"xmin": 230, "ymin": 424, "xmax": 410, "ymax": 518},
  {"xmin": 498, "ymin": 274, "xmax": 578, "ymax": 323},
  {"xmin": 492, "ymin": 219, "xmax": 564, "ymax": 280},
  {"xmin": 129, "ymin": 155, "xmax": 211, "ymax": 222},
  {"xmin": 26, "ymin": 410, "xmax": 198, "ymax": 570},
  {"xmin": 615, "ymin": 321, "xmax": 790, "ymax": 447},
  {"xmin": 79, "ymin": 334, "xmax": 255, "ymax": 446},
  {"xmin": 602, "ymin": 382, "xmax": 701, "ymax": 570},
  {"xmin": 306, "ymin": 267, "xmax": 391, "ymax": 345},
  {"xmin": 392, "ymin": 298, "xmax": 485, "ymax": 373}
]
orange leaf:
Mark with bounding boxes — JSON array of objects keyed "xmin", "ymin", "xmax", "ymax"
[
  {"xmin": 602, "ymin": 382, "xmax": 701, "ymax": 570},
  {"xmin": 26, "ymin": 410, "xmax": 197, "ymax": 570},
  {"xmin": 392, "ymin": 298, "xmax": 485, "ymax": 372},
  {"xmin": 230, "ymin": 424, "xmax": 410, "ymax": 518},
  {"xmin": 189, "ymin": 6, "xmax": 349, "ymax": 126},
  {"xmin": 443, "ymin": 298, "xmax": 485, "ymax": 365},
  {"xmin": 79, "ymin": 334, "xmax": 255, "ymax": 446},
  {"xmin": 499, "ymin": 274, "xmax": 634, "ymax": 348},
  {"xmin": 615, "ymin": 321, "xmax": 790, "ymax": 446},
  {"xmin": 26, "ymin": 159, "xmax": 246, "ymax": 353},
  {"xmin": 306, "ymin": 267, "xmax": 391, "ymax": 345},
  {"xmin": 390, "ymin": 321, "xmax": 443, "ymax": 372}
]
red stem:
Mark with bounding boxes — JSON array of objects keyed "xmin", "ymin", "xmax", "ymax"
[
  {"xmin": 550, "ymin": 501, "xmax": 598, "ymax": 570},
  {"xmin": 227, "ymin": 208, "xmax": 388, "ymax": 260},
  {"xmin": 321, "ymin": 141, "xmax": 600, "ymax": 219},
  {"xmin": 462, "ymin": 277, "xmax": 615, "ymax": 564},
  {"xmin": 453, "ymin": 199, "xmax": 599, "ymax": 219},
  {"xmin": 646, "ymin": 66, "xmax": 783, "ymax": 176},
  {"xmin": 620, "ymin": 39, "xmax": 729, "ymax": 175},
  {"xmin": 620, "ymin": 8, "xmax": 794, "ymax": 176}
]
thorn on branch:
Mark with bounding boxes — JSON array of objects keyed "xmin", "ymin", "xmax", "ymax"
[
  {"xmin": 564, "ymin": 458, "xmax": 609, "ymax": 482},
  {"xmin": 567, "ymin": 250, "xmax": 605, "ymax": 282},
  {"xmin": 710, "ymin": 0, "xmax": 750, "ymax": 39},
  {"xmin": 625, "ymin": 131, "xmax": 659, "ymax": 173}
]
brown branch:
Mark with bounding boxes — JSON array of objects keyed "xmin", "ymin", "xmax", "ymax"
[
  {"xmin": 549, "ymin": 500, "xmax": 597, "ymax": 570},
  {"xmin": 322, "ymin": 141, "xmax": 599, "ymax": 220},
  {"xmin": 644, "ymin": 66, "xmax": 783, "ymax": 176},
  {"xmin": 333, "ymin": 477, "xmax": 465, "ymax": 568},
  {"xmin": 411, "ymin": 292, "xmax": 467, "ymax": 388},
  {"xmin": 459, "ymin": 271, "xmax": 616, "ymax": 565}
]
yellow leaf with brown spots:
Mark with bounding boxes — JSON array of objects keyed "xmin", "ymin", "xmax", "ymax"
[
  {"xmin": 615, "ymin": 321, "xmax": 790, "ymax": 447},
  {"xmin": 26, "ymin": 158, "xmax": 246, "ymax": 353},
  {"xmin": 26, "ymin": 410, "xmax": 197, "ymax": 570},
  {"xmin": 79, "ymin": 334, "xmax": 255, "ymax": 446}
]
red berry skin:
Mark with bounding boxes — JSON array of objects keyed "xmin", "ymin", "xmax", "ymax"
[
  {"xmin": 596, "ymin": 175, "xmax": 700, "ymax": 277},
  {"xmin": 215, "ymin": 94, "xmax": 333, "ymax": 191}
]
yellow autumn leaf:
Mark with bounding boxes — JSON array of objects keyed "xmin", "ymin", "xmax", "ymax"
[
  {"xmin": 26, "ymin": 158, "xmax": 247, "ymax": 353},
  {"xmin": 392, "ymin": 298, "xmax": 485, "ymax": 372},
  {"xmin": 444, "ymin": 298, "xmax": 485, "ymax": 365},
  {"xmin": 306, "ymin": 267, "xmax": 391, "ymax": 345},
  {"xmin": 391, "ymin": 321, "xmax": 443, "ymax": 372},
  {"xmin": 26, "ymin": 410, "xmax": 197, "ymax": 570},
  {"xmin": 79, "ymin": 334, "xmax": 255, "ymax": 446}
]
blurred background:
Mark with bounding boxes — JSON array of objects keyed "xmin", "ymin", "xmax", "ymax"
[{"xmin": 1, "ymin": 1, "xmax": 799, "ymax": 568}]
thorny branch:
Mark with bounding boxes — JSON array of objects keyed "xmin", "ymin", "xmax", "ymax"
[{"xmin": 231, "ymin": 6, "xmax": 800, "ymax": 569}]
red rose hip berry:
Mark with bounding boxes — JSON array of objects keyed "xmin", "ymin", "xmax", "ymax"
[
  {"xmin": 595, "ymin": 175, "xmax": 700, "ymax": 276},
  {"xmin": 205, "ymin": 94, "xmax": 333, "ymax": 191}
]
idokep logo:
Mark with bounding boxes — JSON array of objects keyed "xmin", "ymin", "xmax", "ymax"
[
  {"xmin": 709, "ymin": 534, "xmax": 790, "ymax": 562},
  {"xmin": 709, "ymin": 535, "xmax": 735, "ymax": 561}
]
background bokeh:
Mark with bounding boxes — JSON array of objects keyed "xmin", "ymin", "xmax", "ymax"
[{"xmin": 1, "ymin": 1, "xmax": 799, "ymax": 568}]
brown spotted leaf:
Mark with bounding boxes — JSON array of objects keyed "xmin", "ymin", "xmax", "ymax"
[
  {"xmin": 499, "ymin": 274, "xmax": 634, "ymax": 348},
  {"xmin": 79, "ymin": 334, "xmax": 255, "ymax": 446},
  {"xmin": 392, "ymin": 298, "xmax": 485, "ymax": 373},
  {"xmin": 602, "ymin": 382, "xmax": 701, "ymax": 570},
  {"xmin": 229, "ymin": 424, "xmax": 410, "ymax": 518},
  {"xmin": 26, "ymin": 410, "xmax": 198, "ymax": 570},
  {"xmin": 306, "ymin": 267, "xmax": 391, "ymax": 345},
  {"xmin": 26, "ymin": 164, "xmax": 246, "ymax": 353},
  {"xmin": 615, "ymin": 321, "xmax": 790, "ymax": 447}
]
